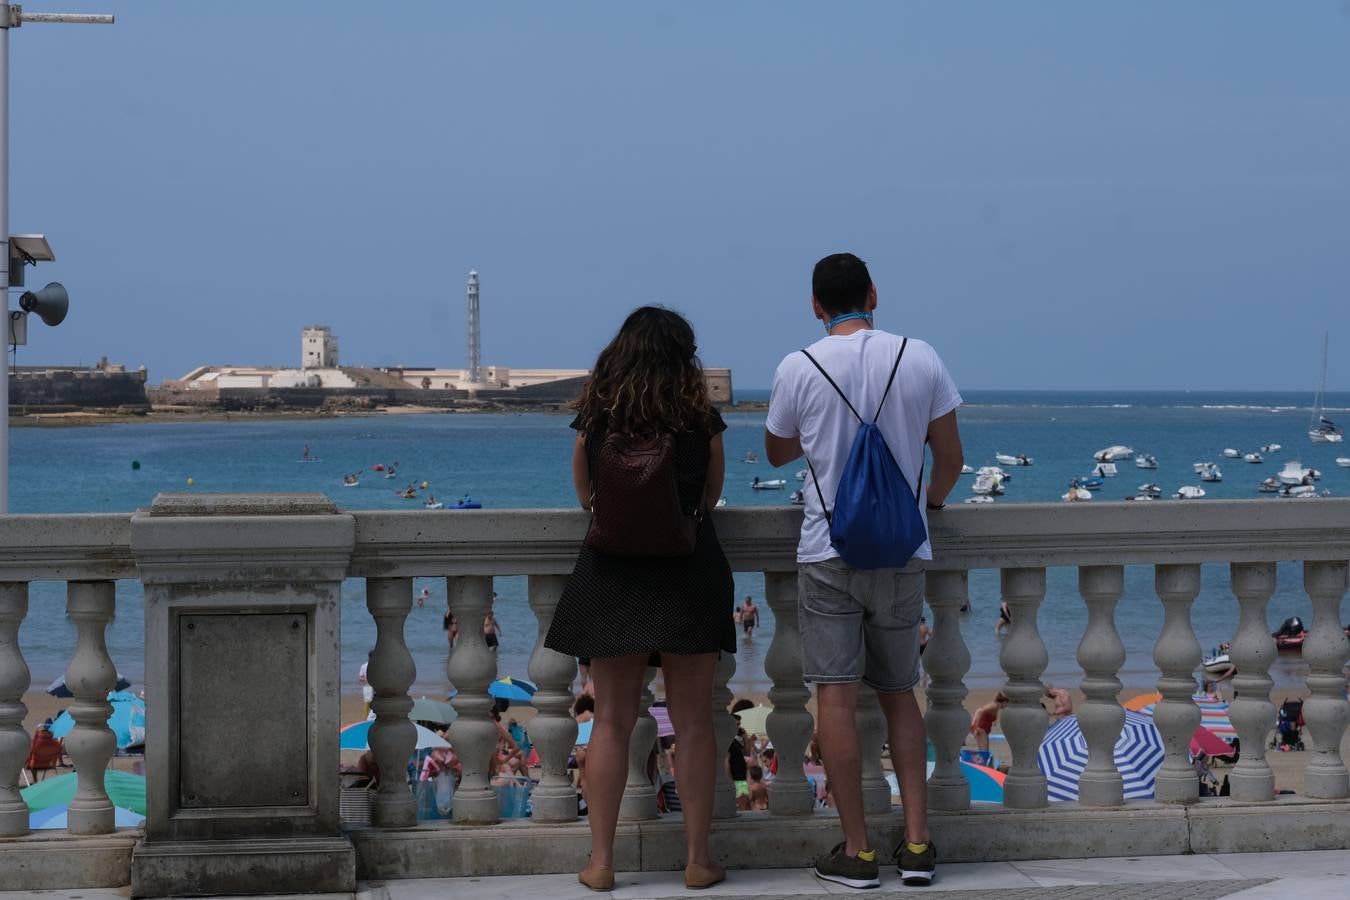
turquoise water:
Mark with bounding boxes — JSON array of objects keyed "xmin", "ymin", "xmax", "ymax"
[{"xmin": 9, "ymin": 390, "xmax": 1350, "ymax": 696}]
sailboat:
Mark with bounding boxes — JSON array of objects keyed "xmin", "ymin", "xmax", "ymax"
[{"xmin": 1310, "ymin": 333, "xmax": 1344, "ymax": 443}]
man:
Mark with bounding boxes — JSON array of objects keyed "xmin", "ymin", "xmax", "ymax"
[
  {"xmin": 739, "ymin": 595, "xmax": 760, "ymax": 640},
  {"xmin": 765, "ymin": 252, "xmax": 963, "ymax": 889}
]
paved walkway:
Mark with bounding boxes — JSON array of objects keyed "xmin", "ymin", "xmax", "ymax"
[{"xmin": 6, "ymin": 850, "xmax": 1347, "ymax": 899}]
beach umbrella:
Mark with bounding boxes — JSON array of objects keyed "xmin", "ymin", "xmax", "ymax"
[
  {"xmin": 1037, "ymin": 710, "xmax": 1165, "ymax": 802},
  {"xmin": 1132, "ymin": 693, "xmax": 1236, "ymax": 741},
  {"xmin": 902, "ymin": 761, "xmax": 1005, "ymax": 803},
  {"xmin": 31, "ymin": 804, "xmax": 145, "ymax": 830},
  {"xmin": 339, "ymin": 720, "xmax": 449, "ymax": 751},
  {"xmin": 575, "ymin": 720, "xmax": 594, "ymax": 746},
  {"xmin": 49, "ymin": 691, "xmax": 145, "ymax": 749},
  {"xmin": 733, "ymin": 704, "xmax": 772, "ymax": 736},
  {"xmin": 409, "ymin": 698, "xmax": 458, "ymax": 725},
  {"xmin": 1191, "ymin": 726, "xmax": 1234, "ymax": 758},
  {"xmin": 22, "ymin": 770, "xmax": 146, "ymax": 816},
  {"xmin": 1122, "ymin": 692, "xmax": 1161, "ymax": 712},
  {"xmin": 488, "ymin": 677, "xmax": 537, "ymax": 703},
  {"xmin": 46, "ymin": 673, "xmax": 131, "ymax": 698}
]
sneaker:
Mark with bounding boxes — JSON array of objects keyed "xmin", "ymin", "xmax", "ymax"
[
  {"xmin": 813, "ymin": 842, "xmax": 880, "ymax": 890},
  {"xmin": 894, "ymin": 839, "xmax": 937, "ymax": 886}
]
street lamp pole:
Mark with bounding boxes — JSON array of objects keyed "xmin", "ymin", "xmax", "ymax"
[{"xmin": 0, "ymin": 5, "xmax": 112, "ymax": 513}]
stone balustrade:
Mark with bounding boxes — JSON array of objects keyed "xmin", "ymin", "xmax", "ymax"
[{"xmin": 0, "ymin": 499, "xmax": 1346, "ymax": 894}]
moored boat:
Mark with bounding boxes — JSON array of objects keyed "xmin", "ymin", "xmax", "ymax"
[
  {"xmin": 1272, "ymin": 616, "xmax": 1307, "ymax": 651},
  {"xmin": 1199, "ymin": 463, "xmax": 1222, "ymax": 483},
  {"xmin": 1135, "ymin": 454, "xmax": 1158, "ymax": 469},
  {"xmin": 1174, "ymin": 485, "xmax": 1206, "ymax": 499},
  {"xmin": 1243, "ymin": 452, "xmax": 1263, "ymax": 464},
  {"xmin": 1093, "ymin": 445, "xmax": 1133, "ymax": 462},
  {"xmin": 1258, "ymin": 477, "xmax": 1281, "ymax": 493},
  {"xmin": 1222, "ymin": 448, "xmax": 1241, "ymax": 459},
  {"xmin": 1337, "ymin": 457, "xmax": 1350, "ymax": 468},
  {"xmin": 995, "ymin": 452, "xmax": 1033, "ymax": 466},
  {"xmin": 751, "ymin": 477, "xmax": 785, "ymax": 490}
]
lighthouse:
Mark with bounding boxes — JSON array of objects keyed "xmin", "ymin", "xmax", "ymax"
[{"xmin": 466, "ymin": 270, "xmax": 481, "ymax": 384}]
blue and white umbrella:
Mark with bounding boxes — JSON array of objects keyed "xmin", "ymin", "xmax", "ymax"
[{"xmin": 1037, "ymin": 710, "xmax": 1165, "ymax": 802}]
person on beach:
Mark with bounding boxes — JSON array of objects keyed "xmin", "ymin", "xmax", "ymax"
[
  {"xmin": 544, "ymin": 306, "xmax": 734, "ymax": 892},
  {"xmin": 357, "ymin": 660, "xmax": 374, "ymax": 719},
  {"xmin": 746, "ymin": 764, "xmax": 770, "ymax": 810},
  {"xmin": 739, "ymin": 596, "xmax": 759, "ymax": 640},
  {"xmin": 1043, "ymin": 683, "xmax": 1073, "ymax": 720},
  {"xmin": 766, "ymin": 252, "xmax": 963, "ymax": 889},
  {"xmin": 483, "ymin": 610, "xmax": 501, "ymax": 652},
  {"xmin": 970, "ymin": 692, "xmax": 1008, "ymax": 752},
  {"xmin": 995, "ymin": 601, "xmax": 1012, "ymax": 637}
]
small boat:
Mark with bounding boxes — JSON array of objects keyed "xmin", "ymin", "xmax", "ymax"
[
  {"xmin": 1174, "ymin": 486, "xmax": 1206, "ymax": 499},
  {"xmin": 995, "ymin": 453, "xmax": 1033, "ymax": 466},
  {"xmin": 1281, "ymin": 484, "xmax": 1317, "ymax": 499},
  {"xmin": 1199, "ymin": 464, "xmax": 1223, "ymax": 483},
  {"xmin": 1201, "ymin": 648, "xmax": 1231, "ymax": 675},
  {"xmin": 1337, "ymin": 457, "xmax": 1350, "ymax": 468},
  {"xmin": 972, "ymin": 473, "xmax": 1005, "ymax": 496},
  {"xmin": 1092, "ymin": 462, "xmax": 1117, "ymax": 478},
  {"xmin": 1258, "ymin": 477, "xmax": 1282, "ymax": 493},
  {"xmin": 795, "ymin": 469, "xmax": 808, "ymax": 481},
  {"xmin": 960, "ymin": 464, "xmax": 975, "ymax": 475},
  {"xmin": 714, "ymin": 497, "xmax": 727, "ymax": 508},
  {"xmin": 751, "ymin": 478, "xmax": 785, "ymax": 490},
  {"xmin": 1260, "ymin": 443, "xmax": 1282, "ymax": 454},
  {"xmin": 1278, "ymin": 460, "xmax": 1312, "ymax": 486},
  {"xmin": 385, "ymin": 471, "xmax": 397, "ymax": 479},
  {"xmin": 342, "ymin": 478, "xmax": 360, "ymax": 488},
  {"xmin": 1222, "ymin": 448, "xmax": 1242, "ymax": 459},
  {"xmin": 788, "ymin": 490, "xmax": 804, "ymax": 505},
  {"xmin": 964, "ymin": 495, "xmax": 995, "ymax": 504},
  {"xmin": 1078, "ymin": 477, "xmax": 1104, "ymax": 491},
  {"xmin": 1093, "ymin": 445, "xmax": 1134, "ymax": 462},
  {"xmin": 1309, "ymin": 334, "xmax": 1345, "ymax": 443},
  {"xmin": 743, "ymin": 451, "xmax": 760, "ymax": 464},
  {"xmin": 1135, "ymin": 454, "xmax": 1158, "ymax": 469},
  {"xmin": 448, "ymin": 498, "xmax": 482, "ymax": 509},
  {"xmin": 1192, "ymin": 461, "xmax": 1215, "ymax": 473},
  {"xmin": 372, "ymin": 463, "xmax": 385, "ymax": 472},
  {"xmin": 1136, "ymin": 483, "xmax": 1162, "ymax": 498},
  {"xmin": 1272, "ymin": 616, "xmax": 1307, "ymax": 651},
  {"xmin": 397, "ymin": 488, "xmax": 418, "ymax": 499},
  {"xmin": 1125, "ymin": 493, "xmax": 1157, "ymax": 501},
  {"xmin": 1062, "ymin": 486, "xmax": 1092, "ymax": 502},
  {"xmin": 1243, "ymin": 452, "xmax": 1263, "ymax": 464},
  {"xmin": 976, "ymin": 466, "xmax": 1011, "ymax": 480},
  {"xmin": 423, "ymin": 500, "xmax": 444, "ymax": 510}
]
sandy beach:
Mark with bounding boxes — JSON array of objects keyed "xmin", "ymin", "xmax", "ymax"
[{"xmin": 21, "ymin": 683, "xmax": 1342, "ymax": 798}]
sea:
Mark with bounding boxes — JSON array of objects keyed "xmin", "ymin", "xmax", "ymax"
[{"xmin": 9, "ymin": 389, "xmax": 1350, "ymax": 700}]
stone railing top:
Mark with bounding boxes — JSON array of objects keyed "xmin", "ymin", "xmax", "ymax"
[
  {"xmin": 145, "ymin": 492, "xmax": 340, "ymax": 517},
  {"xmin": 0, "ymin": 513, "xmax": 135, "ymax": 582}
]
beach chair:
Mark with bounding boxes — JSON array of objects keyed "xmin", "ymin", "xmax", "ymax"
[{"xmin": 23, "ymin": 732, "xmax": 69, "ymax": 785}]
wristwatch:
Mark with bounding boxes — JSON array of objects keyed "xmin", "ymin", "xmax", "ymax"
[{"xmin": 926, "ymin": 501, "xmax": 945, "ymax": 511}]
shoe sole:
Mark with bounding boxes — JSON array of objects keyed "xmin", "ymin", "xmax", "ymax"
[
  {"xmin": 900, "ymin": 869, "xmax": 935, "ymax": 886},
  {"xmin": 814, "ymin": 869, "xmax": 880, "ymax": 890}
]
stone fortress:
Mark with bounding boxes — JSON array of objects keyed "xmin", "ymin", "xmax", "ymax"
[{"xmin": 160, "ymin": 271, "xmax": 732, "ymax": 409}]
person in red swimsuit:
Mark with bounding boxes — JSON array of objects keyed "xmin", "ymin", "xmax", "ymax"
[{"xmin": 969, "ymin": 692, "xmax": 1008, "ymax": 752}]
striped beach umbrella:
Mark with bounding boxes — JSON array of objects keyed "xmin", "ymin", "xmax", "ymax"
[
  {"xmin": 1037, "ymin": 710, "xmax": 1165, "ymax": 802},
  {"xmin": 1131, "ymin": 692, "xmax": 1236, "ymax": 740}
]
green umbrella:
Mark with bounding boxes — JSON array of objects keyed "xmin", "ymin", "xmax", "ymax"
[
  {"xmin": 21, "ymin": 770, "xmax": 146, "ymax": 816},
  {"xmin": 733, "ymin": 704, "xmax": 772, "ymax": 736},
  {"xmin": 409, "ymin": 697, "xmax": 458, "ymax": 725}
]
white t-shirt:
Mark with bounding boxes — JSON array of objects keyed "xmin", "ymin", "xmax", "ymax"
[{"xmin": 766, "ymin": 329, "xmax": 962, "ymax": 564}]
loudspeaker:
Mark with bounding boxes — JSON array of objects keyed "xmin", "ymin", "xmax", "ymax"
[{"xmin": 19, "ymin": 282, "xmax": 68, "ymax": 327}]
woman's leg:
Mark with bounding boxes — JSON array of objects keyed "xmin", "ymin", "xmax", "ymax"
[
  {"xmin": 585, "ymin": 654, "xmax": 649, "ymax": 869},
  {"xmin": 661, "ymin": 652, "xmax": 719, "ymax": 868}
]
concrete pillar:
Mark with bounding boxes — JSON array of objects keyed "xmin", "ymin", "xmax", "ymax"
[
  {"xmin": 1075, "ymin": 565, "xmax": 1125, "ymax": 807},
  {"xmin": 1227, "ymin": 562, "xmax": 1277, "ymax": 802},
  {"xmin": 64, "ymin": 581, "xmax": 118, "ymax": 835},
  {"xmin": 1301, "ymin": 561, "xmax": 1350, "ymax": 799},
  {"xmin": 129, "ymin": 493, "xmax": 356, "ymax": 897},
  {"xmin": 763, "ymin": 570, "xmax": 814, "ymax": 816},
  {"xmin": 709, "ymin": 651, "xmax": 738, "ymax": 820},
  {"xmin": 366, "ymin": 577, "xmax": 417, "ymax": 828},
  {"xmin": 0, "ymin": 583, "xmax": 29, "ymax": 837},
  {"xmin": 1152, "ymin": 564, "xmax": 1202, "ymax": 804},
  {"xmin": 924, "ymin": 569, "xmax": 971, "ymax": 811},
  {"xmin": 998, "ymin": 567, "xmax": 1049, "ymax": 809},
  {"xmin": 444, "ymin": 576, "xmax": 498, "ymax": 824},
  {"xmin": 619, "ymin": 667, "xmax": 660, "ymax": 821},
  {"xmin": 525, "ymin": 574, "xmax": 579, "ymax": 822},
  {"xmin": 856, "ymin": 685, "xmax": 890, "ymax": 814}
]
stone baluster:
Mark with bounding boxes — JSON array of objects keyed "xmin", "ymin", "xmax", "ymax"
[
  {"xmin": 763, "ymin": 571, "xmax": 814, "ymax": 815},
  {"xmin": 1152, "ymin": 564, "xmax": 1202, "ymax": 803},
  {"xmin": 924, "ymin": 569, "xmax": 971, "ymax": 810},
  {"xmin": 526, "ymin": 575, "xmax": 579, "ymax": 821},
  {"xmin": 1228, "ymin": 563, "xmax": 1277, "ymax": 801},
  {"xmin": 710, "ymin": 650, "xmax": 739, "ymax": 819},
  {"xmin": 64, "ymin": 581, "xmax": 118, "ymax": 835},
  {"xmin": 857, "ymin": 685, "xmax": 890, "ymax": 814},
  {"xmin": 445, "ymin": 576, "xmax": 499, "ymax": 823},
  {"xmin": 365, "ymin": 577, "xmax": 417, "ymax": 827},
  {"xmin": 1301, "ymin": 561, "xmax": 1350, "ymax": 799},
  {"xmin": 0, "ymin": 583, "xmax": 30, "ymax": 837},
  {"xmin": 1076, "ymin": 565, "xmax": 1126, "ymax": 807},
  {"xmin": 998, "ymin": 568, "xmax": 1049, "ymax": 809},
  {"xmin": 619, "ymin": 667, "xmax": 659, "ymax": 821}
]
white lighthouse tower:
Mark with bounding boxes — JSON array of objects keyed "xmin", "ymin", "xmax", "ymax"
[{"xmin": 466, "ymin": 270, "xmax": 481, "ymax": 385}]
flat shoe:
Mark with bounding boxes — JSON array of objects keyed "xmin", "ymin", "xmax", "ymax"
[
  {"xmin": 578, "ymin": 865, "xmax": 614, "ymax": 891},
  {"xmin": 685, "ymin": 862, "xmax": 726, "ymax": 889}
]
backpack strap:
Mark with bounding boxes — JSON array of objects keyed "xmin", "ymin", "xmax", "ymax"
[
  {"xmin": 800, "ymin": 349, "xmax": 863, "ymax": 424},
  {"xmin": 872, "ymin": 338, "xmax": 908, "ymax": 423}
]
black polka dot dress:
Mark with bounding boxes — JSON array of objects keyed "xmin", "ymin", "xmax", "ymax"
[{"xmin": 545, "ymin": 412, "xmax": 737, "ymax": 660}]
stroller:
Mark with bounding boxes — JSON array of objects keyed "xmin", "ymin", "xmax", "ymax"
[{"xmin": 1269, "ymin": 698, "xmax": 1305, "ymax": 751}]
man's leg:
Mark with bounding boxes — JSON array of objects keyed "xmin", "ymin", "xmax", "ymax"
[
  {"xmin": 816, "ymin": 681, "xmax": 868, "ymax": 854},
  {"xmin": 877, "ymin": 689, "xmax": 930, "ymax": 845}
]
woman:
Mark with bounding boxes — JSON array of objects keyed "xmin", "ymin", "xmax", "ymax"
[
  {"xmin": 970, "ymin": 692, "xmax": 1009, "ymax": 752},
  {"xmin": 546, "ymin": 306, "xmax": 734, "ymax": 891}
]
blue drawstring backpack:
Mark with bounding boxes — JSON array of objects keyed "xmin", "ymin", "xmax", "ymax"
[{"xmin": 802, "ymin": 338, "xmax": 927, "ymax": 569}]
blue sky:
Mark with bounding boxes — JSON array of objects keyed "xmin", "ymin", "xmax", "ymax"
[{"xmin": 10, "ymin": 1, "xmax": 1350, "ymax": 390}]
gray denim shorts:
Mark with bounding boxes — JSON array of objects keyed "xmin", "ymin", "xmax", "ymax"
[{"xmin": 798, "ymin": 556, "xmax": 927, "ymax": 693}]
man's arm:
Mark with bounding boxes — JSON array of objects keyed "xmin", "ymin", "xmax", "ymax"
[
  {"xmin": 925, "ymin": 409, "xmax": 963, "ymax": 508},
  {"xmin": 764, "ymin": 430, "xmax": 803, "ymax": 468}
]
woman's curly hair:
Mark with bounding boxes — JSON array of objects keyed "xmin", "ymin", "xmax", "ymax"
[{"xmin": 573, "ymin": 306, "xmax": 716, "ymax": 434}]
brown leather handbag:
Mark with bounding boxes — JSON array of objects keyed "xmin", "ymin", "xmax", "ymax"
[{"xmin": 583, "ymin": 430, "xmax": 701, "ymax": 557}]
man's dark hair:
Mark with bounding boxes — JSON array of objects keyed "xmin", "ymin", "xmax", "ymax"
[
  {"xmin": 573, "ymin": 694, "xmax": 595, "ymax": 717},
  {"xmin": 812, "ymin": 252, "xmax": 873, "ymax": 317}
]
